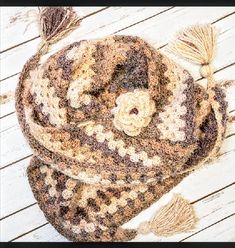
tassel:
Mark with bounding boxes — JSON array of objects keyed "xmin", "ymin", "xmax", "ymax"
[
  {"xmin": 168, "ymin": 24, "xmax": 218, "ymax": 87},
  {"xmin": 38, "ymin": 7, "xmax": 81, "ymax": 54},
  {"xmin": 137, "ymin": 194, "xmax": 198, "ymax": 236}
]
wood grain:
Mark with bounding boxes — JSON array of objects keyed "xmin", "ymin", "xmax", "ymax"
[
  {"xmin": 0, "ymin": 7, "xmax": 107, "ymax": 52},
  {"xmin": 1, "ymin": 11, "xmax": 234, "ymax": 168},
  {"xmin": 1, "ymin": 7, "xmax": 234, "ymax": 80},
  {"xmin": 5, "ymin": 184, "xmax": 234, "ymax": 242},
  {"xmin": 183, "ymin": 214, "xmax": 235, "ymax": 242},
  {"xmin": 1, "ymin": 7, "xmax": 235, "ymax": 242}
]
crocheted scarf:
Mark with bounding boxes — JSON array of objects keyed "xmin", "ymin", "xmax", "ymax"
[{"xmin": 15, "ymin": 7, "xmax": 229, "ymax": 241}]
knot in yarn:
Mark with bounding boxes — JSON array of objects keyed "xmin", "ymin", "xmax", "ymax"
[
  {"xmin": 138, "ymin": 221, "xmax": 151, "ymax": 234},
  {"xmin": 38, "ymin": 41, "xmax": 49, "ymax": 55},
  {"xmin": 200, "ymin": 64, "xmax": 214, "ymax": 78}
]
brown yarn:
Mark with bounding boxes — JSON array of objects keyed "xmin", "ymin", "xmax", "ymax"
[
  {"xmin": 14, "ymin": 13, "xmax": 229, "ymax": 240},
  {"xmin": 137, "ymin": 194, "xmax": 197, "ymax": 236},
  {"xmin": 38, "ymin": 7, "xmax": 81, "ymax": 54},
  {"xmin": 167, "ymin": 23, "xmax": 228, "ymax": 171},
  {"xmin": 220, "ymin": 80, "xmax": 235, "ymax": 89}
]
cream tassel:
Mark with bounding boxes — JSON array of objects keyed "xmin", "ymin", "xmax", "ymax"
[
  {"xmin": 168, "ymin": 24, "xmax": 218, "ymax": 88},
  {"xmin": 137, "ymin": 194, "xmax": 198, "ymax": 236}
]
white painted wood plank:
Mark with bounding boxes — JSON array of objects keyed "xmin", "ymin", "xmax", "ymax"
[
  {"xmin": 0, "ymin": 7, "xmax": 106, "ymax": 52},
  {"xmin": 1, "ymin": 143, "xmax": 234, "ymax": 220},
  {"xmin": 161, "ymin": 12, "xmax": 235, "ymax": 81},
  {"xmin": 1, "ymin": 81, "xmax": 234, "ymax": 169},
  {"xmin": 0, "ymin": 13, "xmax": 234, "ymax": 162},
  {"xmin": 0, "ymin": 6, "xmax": 171, "ymax": 80},
  {"xmin": 226, "ymin": 123, "xmax": 235, "ymax": 138},
  {"xmin": 1, "ymin": 149, "xmax": 234, "ymax": 241},
  {"xmin": 9, "ymin": 183, "xmax": 235, "ymax": 242},
  {"xmin": 0, "ymin": 157, "xmax": 34, "ymax": 219},
  {"xmin": 0, "ymin": 204, "xmax": 47, "ymax": 242},
  {"xmin": 225, "ymin": 84, "xmax": 235, "ymax": 113},
  {"xmin": 1, "ymin": 7, "xmax": 233, "ymax": 81},
  {"xmin": 1, "ymin": 7, "xmax": 235, "ymax": 242},
  {"xmin": 1, "ymin": 64, "xmax": 234, "ymax": 120},
  {"xmin": 0, "ymin": 74, "xmax": 18, "ymax": 118},
  {"xmin": 220, "ymin": 135, "xmax": 235, "ymax": 154},
  {"xmin": 0, "ymin": 121, "xmax": 32, "ymax": 168},
  {"xmin": 0, "ymin": 111, "xmax": 18, "ymax": 133},
  {"xmin": 118, "ymin": 7, "xmax": 234, "ymax": 44},
  {"xmin": 184, "ymin": 215, "xmax": 235, "ymax": 242},
  {"xmin": 130, "ymin": 184, "xmax": 235, "ymax": 242},
  {"xmin": 13, "ymin": 224, "xmax": 68, "ymax": 242}
]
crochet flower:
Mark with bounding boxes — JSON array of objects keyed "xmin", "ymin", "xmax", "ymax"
[{"xmin": 111, "ymin": 89, "xmax": 156, "ymax": 136}]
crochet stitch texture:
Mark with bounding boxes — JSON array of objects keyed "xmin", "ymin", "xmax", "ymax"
[{"xmin": 16, "ymin": 35, "xmax": 228, "ymax": 241}]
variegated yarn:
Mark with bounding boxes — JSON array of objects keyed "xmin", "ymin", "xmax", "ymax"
[{"xmin": 15, "ymin": 7, "xmax": 229, "ymax": 242}]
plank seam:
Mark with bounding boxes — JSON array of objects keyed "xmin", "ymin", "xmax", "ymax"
[
  {"xmin": 0, "ymin": 154, "xmax": 32, "ymax": 170},
  {"xmin": 0, "ymin": 36, "xmax": 39, "ymax": 54},
  {"xmin": 180, "ymin": 213, "xmax": 235, "ymax": 242},
  {"xmin": 0, "ymin": 72, "xmax": 19, "ymax": 83},
  {"xmin": 0, "ymin": 7, "xmax": 109, "ymax": 54},
  {"xmin": 225, "ymin": 133, "xmax": 235, "ymax": 139},
  {"xmin": 4, "ymin": 181, "xmax": 235, "ymax": 241},
  {"xmin": 191, "ymin": 182, "xmax": 235, "ymax": 204},
  {"xmin": 1, "ymin": 9, "xmax": 234, "ymax": 82},
  {"xmin": 212, "ymin": 11, "xmax": 235, "ymax": 24},
  {"xmin": 10, "ymin": 222, "xmax": 49, "ymax": 242},
  {"xmin": 0, "ymin": 202, "xmax": 37, "ymax": 221},
  {"xmin": 0, "ymin": 111, "xmax": 16, "ymax": 120},
  {"xmin": 113, "ymin": 6, "xmax": 174, "ymax": 34},
  {"xmin": 0, "ymin": 125, "xmax": 18, "ymax": 133}
]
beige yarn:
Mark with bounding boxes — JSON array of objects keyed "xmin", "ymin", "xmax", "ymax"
[
  {"xmin": 136, "ymin": 25, "xmax": 222, "ymax": 237},
  {"xmin": 137, "ymin": 194, "xmax": 197, "ymax": 236},
  {"xmin": 111, "ymin": 89, "xmax": 156, "ymax": 137},
  {"xmin": 15, "ymin": 8, "xmax": 229, "ymax": 240},
  {"xmin": 167, "ymin": 23, "xmax": 225, "ymax": 175},
  {"xmin": 169, "ymin": 24, "xmax": 217, "ymax": 88}
]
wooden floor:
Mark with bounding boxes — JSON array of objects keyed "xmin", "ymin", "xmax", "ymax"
[{"xmin": 0, "ymin": 7, "xmax": 235, "ymax": 242}]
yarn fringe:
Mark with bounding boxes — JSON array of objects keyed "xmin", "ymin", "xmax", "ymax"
[
  {"xmin": 137, "ymin": 194, "xmax": 197, "ymax": 236},
  {"xmin": 169, "ymin": 24, "xmax": 217, "ymax": 84},
  {"xmin": 220, "ymin": 80, "xmax": 235, "ymax": 89},
  {"xmin": 38, "ymin": 7, "xmax": 81, "ymax": 53},
  {"xmin": 228, "ymin": 115, "xmax": 235, "ymax": 123}
]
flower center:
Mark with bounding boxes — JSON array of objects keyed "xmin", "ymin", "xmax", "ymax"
[{"xmin": 129, "ymin": 107, "xmax": 139, "ymax": 115}]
